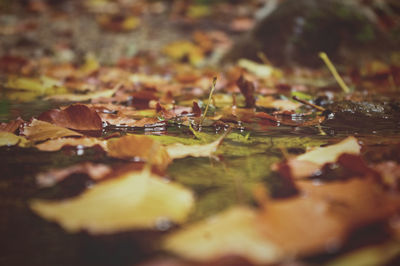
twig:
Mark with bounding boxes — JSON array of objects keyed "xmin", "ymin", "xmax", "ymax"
[
  {"xmin": 319, "ymin": 52, "xmax": 351, "ymax": 93},
  {"xmin": 292, "ymin": 96, "xmax": 325, "ymax": 111}
]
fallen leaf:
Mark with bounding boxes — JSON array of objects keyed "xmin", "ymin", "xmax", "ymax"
[
  {"xmin": 236, "ymin": 75, "xmax": 255, "ymax": 108},
  {"xmin": 258, "ymin": 177, "xmax": 400, "ymax": 256},
  {"xmin": 38, "ymin": 104, "xmax": 103, "ymax": 131},
  {"xmin": 166, "ymin": 137, "xmax": 223, "ymax": 159},
  {"xmin": 164, "ymin": 206, "xmax": 282, "ymax": 265},
  {"xmin": 36, "ymin": 162, "xmax": 112, "ymax": 187},
  {"xmin": 0, "ymin": 117, "xmax": 24, "ymax": 133},
  {"xmin": 163, "ymin": 41, "xmax": 204, "ymax": 66},
  {"xmin": 23, "ymin": 119, "xmax": 83, "ymax": 142},
  {"xmin": 285, "ymin": 136, "xmax": 361, "ymax": 179},
  {"xmin": 0, "ymin": 132, "xmax": 30, "ymax": 147},
  {"xmin": 45, "ymin": 86, "xmax": 119, "ymax": 101},
  {"xmin": 30, "ymin": 168, "xmax": 194, "ymax": 234},
  {"xmin": 106, "ymin": 135, "xmax": 172, "ymax": 170}
]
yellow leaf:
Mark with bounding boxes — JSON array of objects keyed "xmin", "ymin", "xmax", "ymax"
[
  {"xmin": 163, "ymin": 41, "xmax": 204, "ymax": 66},
  {"xmin": 166, "ymin": 137, "xmax": 222, "ymax": 159},
  {"xmin": 0, "ymin": 132, "xmax": 30, "ymax": 147},
  {"xmin": 35, "ymin": 137, "xmax": 106, "ymax": 151},
  {"xmin": 45, "ymin": 86, "xmax": 118, "ymax": 102},
  {"xmin": 23, "ymin": 119, "xmax": 82, "ymax": 142},
  {"xmin": 30, "ymin": 168, "xmax": 194, "ymax": 234}
]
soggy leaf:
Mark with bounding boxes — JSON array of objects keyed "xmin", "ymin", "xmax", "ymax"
[{"xmin": 30, "ymin": 168, "xmax": 194, "ymax": 234}]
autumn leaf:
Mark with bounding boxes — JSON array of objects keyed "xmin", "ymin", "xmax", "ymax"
[
  {"xmin": 0, "ymin": 132, "xmax": 30, "ymax": 147},
  {"xmin": 106, "ymin": 135, "xmax": 172, "ymax": 171},
  {"xmin": 38, "ymin": 104, "xmax": 103, "ymax": 131},
  {"xmin": 164, "ymin": 206, "xmax": 282, "ymax": 265},
  {"xmin": 0, "ymin": 117, "xmax": 24, "ymax": 133},
  {"xmin": 30, "ymin": 168, "xmax": 194, "ymax": 234},
  {"xmin": 23, "ymin": 119, "xmax": 83, "ymax": 142}
]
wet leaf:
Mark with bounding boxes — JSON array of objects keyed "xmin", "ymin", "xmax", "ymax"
[
  {"xmin": 23, "ymin": 119, "xmax": 83, "ymax": 142},
  {"xmin": 35, "ymin": 137, "xmax": 106, "ymax": 151},
  {"xmin": 30, "ymin": 168, "xmax": 194, "ymax": 234}
]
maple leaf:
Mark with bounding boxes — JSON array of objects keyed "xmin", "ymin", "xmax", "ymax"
[{"xmin": 30, "ymin": 168, "xmax": 194, "ymax": 234}]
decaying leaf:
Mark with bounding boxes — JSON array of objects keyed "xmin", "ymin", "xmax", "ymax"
[
  {"xmin": 23, "ymin": 119, "xmax": 83, "ymax": 142},
  {"xmin": 35, "ymin": 137, "xmax": 106, "ymax": 151},
  {"xmin": 36, "ymin": 162, "xmax": 111, "ymax": 187},
  {"xmin": 164, "ymin": 206, "xmax": 282, "ymax": 265},
  {"xmin": 38, "ymin": 104, "xmax": 103, "ymax": 131},
  {"xmin": 236, "ymin": 75, "xmax": 255, "ymax": 108},
  {"xmin": 0, "ymin": 132, "xmax": 30, "ymax": 147},
  {"xmin": 30, "ymin": 168, "xmax": 194, "ymax": 234}
]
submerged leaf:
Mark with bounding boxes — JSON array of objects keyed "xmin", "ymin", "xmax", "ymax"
[{"xmin": 30, "ymin": 168, "xmax": 194, "ymax": 234}]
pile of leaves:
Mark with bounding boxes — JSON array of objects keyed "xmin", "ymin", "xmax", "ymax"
[{"xmin": 1, "ymin": 1, "xmax": 400, "ymax": 266}]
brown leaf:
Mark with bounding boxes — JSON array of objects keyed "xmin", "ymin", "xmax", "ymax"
[
  {"xmin": 258, "ymin": 177, "xmax": 400, "ymax": 256},
  {"xmin": 0, "ymin": 117, "xmax": 24, "ymax": 133},
  {"xmin": 236, "ymin": 75, "xmax": 255, "ymax": 108},
  {"xmin": 23, "ymin": 119, "xmax": 83, "ymax": 142},
  {"xmin": 38, "ymin": 104, "xmax": 103, "ymax": 131}
]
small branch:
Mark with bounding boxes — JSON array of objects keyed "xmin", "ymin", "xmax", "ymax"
[
  {"xmin": 292, "ymin": 96, "xmax": 325, "ymax": 112},
  {"xmin": 319, "ymin": 52, "xmax": 351, "ymax": 93}
]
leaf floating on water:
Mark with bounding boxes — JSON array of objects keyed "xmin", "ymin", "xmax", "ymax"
[
  {"xmin": 0, "ymin": 132, "xmax": 30, "ymax": 147},
  {"xmin": 166, "ymin": 137, "xmax": 223, "ymax": 159},
  {"xmin": 45, "ymin": 85, "xmax": 119, "ymax": 102},
  {"xmin": 30, "ymin": 168, "xmax": 194, "ymax": 234},
  {"xmin": 164, "ymin": 207, "xmax": 283, "ymax": 265},
  {"xmin": 38, "ymin": 104, "xmax": 103, "ymax": 131},
  {"xmin": 23, "ymin": 119, "xmax": 83, "ymax": 142}
]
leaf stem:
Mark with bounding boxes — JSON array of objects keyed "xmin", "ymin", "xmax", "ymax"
[{"xmin": 319, "ymin": 52, "xmax": 351, "ymax": 93}]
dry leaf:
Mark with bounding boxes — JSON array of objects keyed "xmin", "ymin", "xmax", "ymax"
[
  {"xmin": 45, "ymin": 86, "xmax": 119, "ymax": 102},
  {"xmin": 0, "ymin": 117, "xmax": 24, "ymax": 133},
  {"xmin": 23, "ymin": 119, "xmax": 82, "ymax": 142},
  {"xmin": 30, "ymin": 168, "xmax": 194, "ymax": 234}
]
